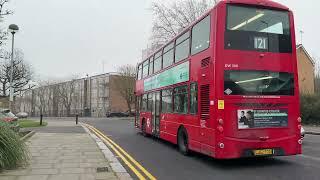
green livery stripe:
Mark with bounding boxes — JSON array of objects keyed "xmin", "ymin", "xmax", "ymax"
[{"xmin": 144, "ymin": 61, "xmax": 189, "ymax": 91}]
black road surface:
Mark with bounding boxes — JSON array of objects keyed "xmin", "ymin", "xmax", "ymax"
[{"xmin": 82, "ymin": 117, "xmax": 320, "ymax": 180}]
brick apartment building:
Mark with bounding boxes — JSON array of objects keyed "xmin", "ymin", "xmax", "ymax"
[
  {"xmin": 14, "ymin": 73, "xmax": 134, "ymax": 117},
  {"xmin": 296, "ymin": 44, "xmax": 316, "ymax": 94}
]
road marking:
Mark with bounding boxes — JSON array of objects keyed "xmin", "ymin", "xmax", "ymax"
[
  {"xmin": 85, "ymin": 124, "xmax": 146, "ymax": 180},
  {"xmin": 88, "ymin": 124, "xmax": 157, "ymax": 180},
  {"xmin": 83, "ymin": 123, "xmax": 156, "ymax": 180}
]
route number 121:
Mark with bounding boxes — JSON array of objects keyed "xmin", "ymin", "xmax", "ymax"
[{"xmin": 254, "ymin": 37, "xmax": 268, "ymax": 50}]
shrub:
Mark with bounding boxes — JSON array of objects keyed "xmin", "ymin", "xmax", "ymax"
[
  {"xmin": 300, "ymin": 93, "xmax": 320, "ymax": 125},
  {"xmin": 0, "ymin": 121, "xmax": 20, "ymax": 133},
  {"xmin": 0, "ymin": 125, "xmax": 29, "ymax": 170}
]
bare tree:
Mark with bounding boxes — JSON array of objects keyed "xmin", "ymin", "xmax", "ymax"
[
  {"xmin": 0, "ymin": 0, "xmax": 12, "ymax": 17},
  {"xmin": 34, "ymin": 86, "xmax": 47, "ymax": 115},
  {"xmin": 150, "ymin": 0, "xmax": 217, "ymax": 49},
  {"xmin": 57, "ymin": 79, "xmax": 76, "ymax": 116},
  {"xmin": 0, "ymin": 0, "xmax": 13, "ymax": 47},
  {"xmin": 0, "ymin": 31, "xmax": 8, "ymax": 48},
  {"xmin": 32, "ymin": 80, "xmax": 56, "ymax": 116},
  {"xmin": 114, "ymin": 65, "xmax": 136, "ymax": 113},
  {"xmin": 14, "ymin": 87, "xmax": 33, "ymax": 114},
  {"xmin": 0, "ymin": 49, "xmax": 33, "ymax": 96}
]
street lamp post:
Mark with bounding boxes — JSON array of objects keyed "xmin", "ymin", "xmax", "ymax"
[{"xmin": 8, "ymin": 24, "xmax": 19, "ymax": 110}]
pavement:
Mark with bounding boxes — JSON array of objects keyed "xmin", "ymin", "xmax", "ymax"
[
  {"xmin": 0, "ymin": 119, "xmax": 130, "ymax": 180},
  {"xmin": 82, "ymin": 117, "xmax": 320, "ymax": 180}
]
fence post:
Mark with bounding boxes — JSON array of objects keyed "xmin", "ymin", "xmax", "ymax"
[
  {"xmin": 40, "ymin": 114, "xmax": 43, "ymax": 125},
  {"xmin": 76, "ymin": 114, "xmax": 79, "ymax": 125}
]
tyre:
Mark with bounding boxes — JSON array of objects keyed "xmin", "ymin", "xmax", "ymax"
[{"xmin": 177, "ymin": 128, "xmax": 189, "ymax": 155}]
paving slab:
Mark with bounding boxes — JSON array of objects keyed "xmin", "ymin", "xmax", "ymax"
[
  {"xmin": 48, "ymin": 174, "xmax": 79, "ymax": 180},
  {"xmin": 0, "ymin": 176, "xmax": 17, "ymax": 180},
  {"xmin": 17, "ymin": 175, "xmax": 49, "ymax": 180}
]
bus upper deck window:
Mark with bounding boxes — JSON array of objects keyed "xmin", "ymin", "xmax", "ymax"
[{"xmin": 191, "ymin": 15, "xmax": 210, "ymax": 55}]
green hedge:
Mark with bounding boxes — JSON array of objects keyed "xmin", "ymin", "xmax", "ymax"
[
  {"xmin": 300, "ymin": 93, "xmax": 320, "ymax": 125},
  {"xmin": 0, "ymin": 125, "xmax": 29, "ymax": 170}
]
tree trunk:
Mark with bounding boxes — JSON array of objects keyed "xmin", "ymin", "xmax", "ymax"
[
  {"xmin": 2, "ymin": 83, "xmax": 6, "ymax": 96},
  {"xmin": 126, "ymin": 100, "xmax": 131, "ymax": 113},
  {"xmin": 66, "ymin": 106, "xmax": 71, "ymax": 117}
]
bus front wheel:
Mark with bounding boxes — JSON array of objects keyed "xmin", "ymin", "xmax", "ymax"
[{"xmin": 178, "ymin": 128, "xmax": 189, "ymax": 156}]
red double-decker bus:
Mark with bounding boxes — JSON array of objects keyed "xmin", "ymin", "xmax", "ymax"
[{"xmin": 135, "ymin": 0, "xmax": 302, "ymax": 159}]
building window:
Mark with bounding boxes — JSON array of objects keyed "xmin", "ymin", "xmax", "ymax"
[
  {"xmin": 191, "ymin": 15, "xmax": 210, "ymax": 55},
  {"xmin": 147, "ymin": 93, "xmax": 153, "ymax": 111},
  {"xmin": 142, "ymin": 94, "xmax": 148, "ymax": 111},
  {"xmin": 190, "ymin": 83, "xmax": 198, "ymax": 114},
  {"xmin": 175, "ymin": 31, "xmax": 190, "ymax": 63},
  {"xmin": 149, "ymin": 56, "xmax": 154, "ymax": 75},
  {"xmin": 154, "ymin": 51, "xmax": 162, "ymax": 73},
  {"xmin": 137, "ymin": 65, "xmax": 142, "ymax": 80},
  {"xmin": 142, "ymin": 60, "xmax": 149, "ymax": 78},
  {"xmin": 161, "ymin": 89, "xmax": 173, "ymax": 113},
  {"xmin": 163, "ymin": 42, "xmax": 174, "ymax": 69},
  {"xmin": 174, "ymin": 86, "xmax": 188, "ymax": 114}
]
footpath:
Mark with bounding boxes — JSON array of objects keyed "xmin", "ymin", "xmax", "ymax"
[{"xmin": 0, "ymin": 119, "xmax": 130, "ymax": 180}]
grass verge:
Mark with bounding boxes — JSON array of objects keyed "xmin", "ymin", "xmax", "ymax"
[{"xmin": 18, "ymin": 120, "xmax": 48, "ymax": 128}]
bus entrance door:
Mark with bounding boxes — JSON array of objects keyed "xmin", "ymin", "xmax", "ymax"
[{"xmin": 152, "ymin": 92, "xmax": 161, "ymax": 137}]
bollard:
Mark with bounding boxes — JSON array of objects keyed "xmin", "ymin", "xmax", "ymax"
[
  {"xmin": 76, "ymin": 114, "xmax": 79, "ymax": 125},
  {"xmin": 40, "ymin": 114, "xmax": 43, "ymax": 125}
]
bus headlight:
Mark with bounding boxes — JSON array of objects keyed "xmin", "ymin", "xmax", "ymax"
[{"xmin": 219, "ymin": 143, "xmax": 225, "ymax": 149}]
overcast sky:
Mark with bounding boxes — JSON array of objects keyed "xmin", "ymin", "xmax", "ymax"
[{"xmin": 2, "ymin": 0, "xmax": 319, "ymax": 80}]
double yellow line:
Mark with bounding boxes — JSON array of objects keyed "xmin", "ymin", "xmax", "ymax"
[{"xmin": 83, "ymin": 123, "xmax": 156, "ymax": 180}]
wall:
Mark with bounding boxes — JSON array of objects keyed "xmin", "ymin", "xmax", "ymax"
[
  {"xmin": 89, "ymin": 74, "xmax": 110, "ymax": 117},
  {"xmin": 297, "ymin": 46, "xmax": 315, "ymax": 94},
  {"xmin": 109, "ymin": 75, "xmax": 131, "ymax": 112}
]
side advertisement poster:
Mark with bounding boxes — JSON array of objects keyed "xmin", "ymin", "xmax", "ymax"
[
  {"xmin": 238, "ymin": 109, "xmax": 288, "ymax": 129},
  {"xmin": 144, "ymin": 61, "xmax": 189, "ymax": 91}
]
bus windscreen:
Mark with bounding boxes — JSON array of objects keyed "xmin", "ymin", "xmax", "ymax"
[{"xmin": 224, "ymin": 70, "xmax": 294, "ymax": 96}]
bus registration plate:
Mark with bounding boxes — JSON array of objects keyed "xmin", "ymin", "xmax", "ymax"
[{"xmin": 253, "ymin": 149, "xmax": 273, "ymax": 156}]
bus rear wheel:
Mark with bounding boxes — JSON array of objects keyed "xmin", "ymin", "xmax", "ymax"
[{"xmin": 178, "ymin": 128, "xmax": 189, "ymax": 155}]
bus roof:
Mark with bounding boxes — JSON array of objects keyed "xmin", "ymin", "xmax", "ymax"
[
  {"xmin": 138, "ymin": 0, "xmax": 290, "ymax": 66},
  {"xmin": 224, "ymin": 0, "xmax": 289, "ymax": 11}
]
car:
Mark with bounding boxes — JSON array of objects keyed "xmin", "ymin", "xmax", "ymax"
[
  {"xmin": 16, "ymin": 112, "xmax": 28, "ymax": 118},
  {"xmin": 0, "ymin": 109, "xmax": 20, "ymax": 132},
  {"xmin": 106, "ymin": 112, "xmax": 129, "ymax": 117},
  {"xmin": 301, "ymin": 126, "xmax": 305, "ymax": 139},
  {"xmin": 124, "ymin": 110, "xmax": 136, "ymax": 117}
]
